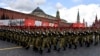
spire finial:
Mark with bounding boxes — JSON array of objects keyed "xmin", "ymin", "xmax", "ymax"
[
  {"xmin": 77, "ymin": 9, "xmax": 80, "ymax": 23},
  {"xmin": 83, "ymin": 18, "xmax": 85, "ymax": 23},
  {"xmin": 95, "ymin": 14, "xmax": 98, "ymax": 22}
]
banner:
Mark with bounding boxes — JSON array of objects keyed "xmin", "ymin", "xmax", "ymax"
[
  {"xmin": 24, "ymin": 19, "xmax": 35, "ymax": 26},
  {"xmin": 72, "ymin": 23, "xmax": 85, "ymax": 28},
  {"xmin": 49, "ymin": 23, "xmax": 54, "ymax": 27},
  {"xmin": 0, "ymin": 20, "xmax": 9, "ymax": 26},
  {"xmin": 0, "ymin": 19, "xmax": 25, "ymax": 26},
  {"xmin": 42, "ymin": 21, "xmax": 49, "ymax": 26},
  {"xmin": 9, "ymin": 19, "xmax": 25, "ymax": 26},
  {"xmin": 54, "ymin": 23, "xmax": 58, "ymax": 27},
  {"xmin": 0, "ymin": 19, "xmax": 59, "ymax": 27},
  {"xmin": 35, "ymin": 20, "xmax": 42, "ymax": 26}
]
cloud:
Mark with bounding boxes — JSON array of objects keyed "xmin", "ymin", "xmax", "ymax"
[
  {"xmin": 33, "ymin": 0, "xmax": 46, "ymax": 5},
  {"xmin": 58, "ymin": 4, "xmax": 100, "ymax": 26},
  {"xmin": 55, "ymin": 2, "xmax": 64, "ymax": 10},
  {"xmin": 8, "ymin": 0, "xmax": 36, "ymax": 11},
  {"xmin": 0, "ymin": 0, "xmax": 46, "ymax": 12}
]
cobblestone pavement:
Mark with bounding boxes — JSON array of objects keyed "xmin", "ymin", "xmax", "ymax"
[{"xmin": 0, "ymin": 40, "xmax": 100, "ymax": 56}]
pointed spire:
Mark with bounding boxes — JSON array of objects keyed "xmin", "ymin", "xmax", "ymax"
[
  {"xmin": 83, "ymin": 18, "xmax": 85, "ymax": 23},
  {"xmin": 85, "ymin": 22, "xmax": 87, "ymax": 27},
  {"xmin": 83, "ymin": 18, "xmax": 86, "ymax": 27},
  {"xmin": 56, "ymin": 10, "xmax": 60, "ymax": 19},
  {"xmin": 95, "ymin": 14, "xmax": 98, "ymax": 22},
  {"xmin": 77, "ymin": 9, "xmax": 80, "ymax": 23}
]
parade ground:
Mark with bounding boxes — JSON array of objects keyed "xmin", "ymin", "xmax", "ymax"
[{"xmin": 0, "ymin": 40, "xmax": 100, "ymax": 56}]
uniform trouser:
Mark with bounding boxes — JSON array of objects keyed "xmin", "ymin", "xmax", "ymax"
[
  {"xmin": 41, "ymin": 44, "xmax": 51, "ymax": 53},
  {"xmin": 58, "ymin": 46, "xmax": 66, "ymax": 52},
  {"xmin": 57, "ymin": 43, "xmax": 66, "ymax": 52}
]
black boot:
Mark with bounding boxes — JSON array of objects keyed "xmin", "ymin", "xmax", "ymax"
[
  {"xmin": 47, "ymin": 48, "xmax": 51, "ymax": 53},
  {"xmin": 86, "ymin": 42, "xmax": 90, "ymax": 47},
  {"xmin": 94, "ymin": 42, "xmax": 98, "ymax": 46},
  {"xmin": 39, "ymin": 49, "xmax": 43, "ymax": 54},
  {"xmin": 53, "ymin": 46, "xmax": 57, "ymax": 50},
  {"xmin": 79, "ymin": 42, "xmax": 83, "ymax": 47},
  {"xmin": 63, "ymin": 46, "xmax": 66, "ymax": 51},
  {"xmin": 25, "ymin": 45, "xmax": 30, "ymax": 50},
  {"xmin": 74, "ymin": 44, "xmax": 77, "ymax": 49},
  {"xmin": 57, "ymin": 48, "xmax": 61, "ymax": 52},
  {"xmin": 68, "ymin": 44, "xmax": 72, "ymax": 49},
  {"xmin": 34, "ymin": 47, "xmax": 38, "ymax": 52}
]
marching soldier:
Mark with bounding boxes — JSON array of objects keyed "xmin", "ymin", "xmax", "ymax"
[
  {"xmin": 72, "ymin": 32, "xmax": 79, "ymax": 49},
  {"xmin": 35, "ymin": 31, "xmax": 43, "ymax": 53},
  {"xmin": 94, "ymin": 30, "xmax": 99, "ymax": 46},
  {"xmin": 50, "ymin": 31, "xmax": 58, "ymax": 51},
  {"xmin": 57, "ymin": 31, "xmax": 66, "ymax": 52},
  {"xmin": 84, "ymin": 31, "xmax": 92, "ymax": 47}
]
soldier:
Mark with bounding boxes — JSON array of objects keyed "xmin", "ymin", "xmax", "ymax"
[
  {"xmin": 72, "ymin": 32, "xmax": 79, "ymax": 49},
  {"xmin": 94, "ymin": 30, "xmax": 99, "ymax": 46},
  {"xmin": 35, "ymin": 31, "xmax": 43, "ymax": 54},
  {"xmin": 57, "ymin": 31, "xmax": 66, "ymax": 52},
  {"xmin": 39, "ymin": 30, "xmax": 51, "ymax": 54},
  {"xmin": 79, "ymin": 31, "xmax": 86, "ymax": 47},
  {"xmin": 68, "ymin": 31, "xmax": 74, "ymax": 49},
  {"xmin": 51, "ymin": 31, "xmax": 58, "ymax": 51},
  {"xmin": 84, "ymin": 31, "xmax": 91, "ymax": 47},
  {"xmin": 32, "ymin": 31, "xmax": 37, "ymax": 52}
]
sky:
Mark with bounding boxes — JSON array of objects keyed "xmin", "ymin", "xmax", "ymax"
[{"xmin": 0, "ymin": 0, "xmax": 100, "ymax": 26}]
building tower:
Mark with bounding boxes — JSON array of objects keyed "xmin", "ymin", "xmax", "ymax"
[
  {"xmin": 77, "ymin": 9, "xmax": 80, "ymax": 23},
  {"xmin": 83, "ymin": 18, "xmax": 85, "ymax": 27},
  {"xmin": 56, "ymin": 10, "xmax": 60, "ymax": 26},
  {"xmin": 83, "ymin": 18, "xmax": 85, "ymax": 24},
  {"xmin": 56, "ymin": 10, "xmax": 60, "ymax": 19},
  {"xmin": 95, "ymin": 14, "xmax": 98, "ymax": 23}
]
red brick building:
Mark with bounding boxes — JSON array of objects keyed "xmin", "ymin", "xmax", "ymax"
[
  {"xmin": 0, "ymin": 7, "xmax": 69, "ymax": 27},
  {"xmin": 0, "ymin": 7, "xmax": 87, "ymax": 29}
]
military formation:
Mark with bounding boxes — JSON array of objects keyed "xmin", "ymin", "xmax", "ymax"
[{"xmin": 0, "ymin": 27, "xmax": 100, "ymax": 54}]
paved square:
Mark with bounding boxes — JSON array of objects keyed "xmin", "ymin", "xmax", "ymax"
[{"xmin": 0, "ymin": 40, "xmax": 100, "ymax": 56}]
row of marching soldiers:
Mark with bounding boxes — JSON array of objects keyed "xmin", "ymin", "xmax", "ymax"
[{"xmin": 0, "ymin": 28, "xmax": 100, "ymax": 54}]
